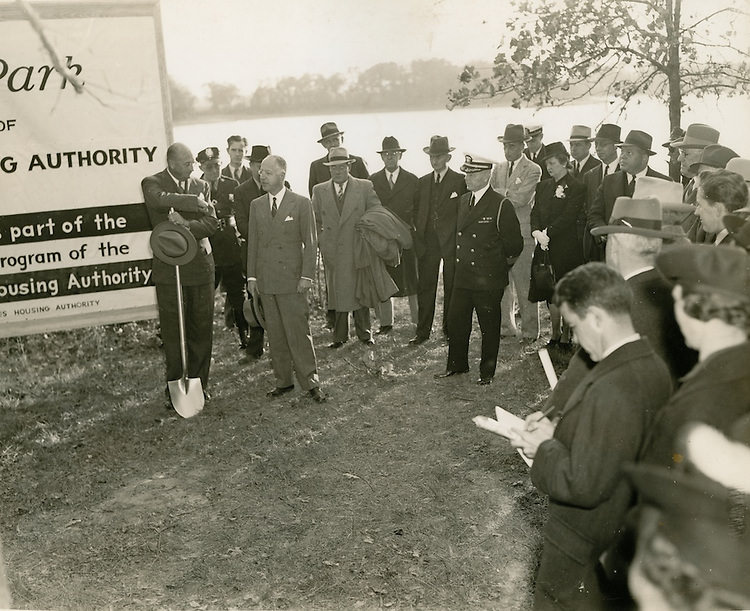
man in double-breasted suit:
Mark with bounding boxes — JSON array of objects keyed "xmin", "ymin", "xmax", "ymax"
[
  {"xmin": 312, "ymin": 147, "xmax": 382, "ymax": 347},
  {"xmin": 142, "ymin": 143, "xmax": 219, "ymax": 398},
  {"xmin": 412, "ymin": 136, "xmax": 467, "ymax": 344},
  {"xmin": 369, "ymin": 136, "xmax": 420, "ymax": 335},
  {"xmin": 588, "ymin": 130, "xmax": 671, "ymax": 245},
  {"xmin": 491, "ymin": 123, "xmax": 542, "ymax": 341},
  {"xmin": 247, "ymin": 155, "xmax": 325, "ymax": 402},
  {"xmin": 436, "ymin": 155, "xmax": 523, "ymax": 385}
]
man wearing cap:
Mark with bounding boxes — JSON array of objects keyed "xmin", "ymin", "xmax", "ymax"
[
  {"xmin": 312, "ymin": 147, "xmax": 381, "ymax": 347},
  {"xmin": 435, "ymin": 155, "xmax": 523, "ymax": 385},
  {"xmin": 490, "ymin": 123, "xmax": 542, "ymax": 341},
  {"xmin": 582, "ymin": 124, "xmax": 621, "ymax": 261},
  {"xmin": 588, "ymin": 129, "xmax": 671, "ymax": 244},
  {"xmin": 592, "ymin": 194, "xmax": 697, "ymax": 382},
  {"xmin": 141, "ymin": 142, "xmax": 219, "ymax": 401},
  {"xmin": 222, "ymin": 135, "xmax": 252, "ymax": 184},
  {"xmin": 510, "ymin": 263, "xmax": 672, "ymax": 610},
  {"xmin": 247, "ymin": 155, "xmax": 325, "ymax": 403},
  {"xmin": 671, "ymin": 123, "xmax": 720, "ymax": 204},
  {"xmin": 641, "ymin": 243, "xmax": 750, "ymax": 468},
  {"xmin": 412, "ymin": 136, "xmax": 467, "ymax": 344},
  {"xmin": 369, "ymin": 136, "xmax": 419, "ymax": 335},
  {"xmin": 524, "ymin": 125, "xmax": 549, "ymax": 181},
  {"xmin": 308, "ymin": 121, "xmax": 369, "ymax": 197},
  {"xmin": 197, "ymin": 146, "xmax": 248, "ymax": 351}
]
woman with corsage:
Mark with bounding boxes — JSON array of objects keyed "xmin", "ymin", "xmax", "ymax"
[{"xmin": 530, "ymin": 141, "xmax": 585, "ymax": 348}]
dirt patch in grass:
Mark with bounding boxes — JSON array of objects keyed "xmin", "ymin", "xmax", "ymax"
[{"xmin": 0, "ymin": 301, "xmax": 565, "ymax": 609}]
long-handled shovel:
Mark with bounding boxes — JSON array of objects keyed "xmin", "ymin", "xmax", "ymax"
[{"xmin": 167, "ymin": 261, "xmax": 204, "ymax": 418}]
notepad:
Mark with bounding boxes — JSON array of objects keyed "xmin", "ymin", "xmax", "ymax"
[{"xmin": 472, "ymin": 406, "xmax": 533, "ymax": 467}]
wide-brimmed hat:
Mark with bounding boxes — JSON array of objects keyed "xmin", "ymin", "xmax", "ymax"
[
  {"xmin": 497, "ymin": 124, "xmax": 530, "ymax": 144},
  {"xmin": 617, "ymin": 130, "xmax": 656, "ymax": 156},
  {"xmin": 150, "ymin": 221, "xmax": 198, "ymax": 266},
  {"xmin": 243, "ymin": 294, "xmax": 265, "ymax": 328},
  {"xmin": 539, "ymin": 141, "xmax": 569, "ymax": 161},
  {"xmin": 723, "ymin": 213, "xmax": 750, "ymax": 249},
  {"xmin": 317, "ymin": 121, "xmax": 344, "ymax": 143},
  {"xmin": 656, "ymin": 242, "xmax": 750, "ymax": 301},
  {"xmin": 323, "ymin": 147, "xmax": 355, "ymax": 166},
  {"xmin": 567, "ymin": 125, "xmax": 592, "ymax": 142},
  {"xmin": 632, "ymin": 176, "xmax": 695, "ymax": 227},
  {"xmin": 726, "ymin": 157, "xmax": 750, "ymax": 183},
  {"xmin": 460, "ymin": 154, "xmax": 494, "ymax": 173},
  {"xmin": 662, "ymin": 126, "xmax": 686, "ymax": 148},
  {"xmin": 593, "ymin": 124, "xmax": 621, "ymax": 143},
  {"xmin": 671, "ymin": 123, "xmax": 720, "ymax": 149},
  {"xmin": 245, "ymin": 145, "xmax": 271, "ymax": 163},
  {"xmin": 377, "ymin": 136, "xmax": 406, "ymax": 153},
  {"xmin": 423, "ymin": 135, "xmax": 455, "ymax": 155},
  {"xmin": 196, "ymin": 146, "xmax": 220, "ymax": 164},
  {"xmin": 688, "ymin": 144, "xmax": 739, "ymax": 173},
  {"xmin": 591, "ymin": 197, "xmax": 682, "ymax": 239},
  {"xmin": 525, "ymin": 124, "xmax": 543, "ymax": 138}
]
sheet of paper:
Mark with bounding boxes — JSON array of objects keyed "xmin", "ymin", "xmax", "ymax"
[{"xmin": 472, "ymin": 408, "xmax": 533, "ymax": 467}]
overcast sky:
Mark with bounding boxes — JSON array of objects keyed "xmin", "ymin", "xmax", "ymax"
[{"xmin": 159, "ymin": 0, "xmax": 511, "ymax": 94}]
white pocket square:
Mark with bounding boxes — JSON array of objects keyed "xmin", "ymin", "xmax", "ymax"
[
  {"xmin": 284, "ymin": 215, "xmax": 294, "ymax": 222},
  {"xmin": 514, "ymin": 177, "xmax": 522, "ymax": 184},
  {"xmin": 449, "ymin": 192, "xmax": 459, "ymax": 198}
]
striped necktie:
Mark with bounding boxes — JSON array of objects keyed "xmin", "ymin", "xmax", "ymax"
[{"xmin": 271, "ymin": 196, "xmax": 278, "ymax": 218}]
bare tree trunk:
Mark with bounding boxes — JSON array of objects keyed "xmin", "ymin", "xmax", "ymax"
[{"xmin": 666, "ymin": 0, "xmax": 683, "ymax": 181}]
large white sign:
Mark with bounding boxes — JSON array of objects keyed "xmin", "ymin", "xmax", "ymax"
[{"xmin": 0, "ymin": 0, "xmax": 171, "ymax": 337}]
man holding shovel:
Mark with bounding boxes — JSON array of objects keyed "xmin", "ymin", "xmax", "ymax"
[{"xmin": 142, "ymin": 143, "xmax": 219, "ymax": 406}]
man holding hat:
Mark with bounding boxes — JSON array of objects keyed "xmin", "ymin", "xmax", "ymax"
[
  {"xmin": 670, "ymin": 123, "xmax": 720, "ymax": 203},
  {"xmin": 435, "ymin": 154, "xmax": 523, "ymax": 385},
  {"xmin": 588, "ymin": 129, "xmax": 671, "ymax": 243},
  {"xmin": 491, "ymin": 123, "xmax": 542, "ymax": 341},
  {"xmin": 197, "ymin": 146, "xmax": 248, "ymax": 351},
  {"xmin": 369, "ymin": 136, "xmax": 420, "ymax": 335},
  {"xmin": 141, "ymin": 142, "xmax": 219, "ymax": 402},
  {"xmin": 412, "ymin": 135, "xmax": 467, "ymax": 344},
  {"xmin": 312, "ymin": 147, "xmax": 381, "ymax": 347},
  {"xmin": 582, "ymin": 124, "xmax": 621, "ymax": 261},
  {"xmin": 308, "ymin": 121, "xmax": 369, "ymax": 197},
  {"xmin": 222, "ymin": 135, "xmax": 252, "ymax": 184},
  {"xmin": 641, "ymin": 243, "xmax": 750, "ymax": 468},
  {"xmin": 524, "ymin": 124, "xmax": 549, "ymax": 181},
  {"xmin": 247, "ymin": 155, "xmax": 325, "ymax": 403}
]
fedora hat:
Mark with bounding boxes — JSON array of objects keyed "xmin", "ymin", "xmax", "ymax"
[
  {"xmin": 662, "ymin": 126, "xmax": 686, "ymax": 148},
  {"xmin": 242, "ymin": 294, "xmax": 265, "ymax": 329},
  {"xmin": 317, "ymin": 121, "xmax": 344, "ymax": 143},
  {"xmin": 150, "ymin": 221, "xmax": 198, "ymax": 266},
  {"xmin": 245, "ymin": 145, "xmax": 271, "ymax": 163},
  {"xmin": 196, "ymin": 146, "xmax": 220, "ymax": 164},
  {"xmin": 593, "ymin": 124, "xmax": 621, "ymax": 143},
  {"xmin": 726, "ymin": 157, "xmax": 750, "ymax": 183},
  {"xmin": 377, "ymin": 136, "xmax": 406, "ymax": 153},
  {"xmin": 322, "ymin": 146, "xmax": 355, "ymax": 166},
  {"xmin": 539, "ymin": 141, "xmax": 569, "ymax": 161},
  {"xmin": 525, "ymin": 124, "xmax": 543, "ymax": 137},
  {"xmin": 632, "ymin": 176, "xmax": 694, "ymax": 227},
  {"xmin": 688, "ymin": 144, "xmax": 739, "ymax": 173},
  {"xmin": 497, "ymin": 124, "xmax": 530, "ymax": 144},
  {"xmin": 617, "ymin": 130, "xmax": 656, "ymax": 155},
  {"xmin": 423, "ymin": 135, "xmax": 455, "ymax": 155},
  {"xmin": 671, "ymin": 123, "xmax": 720, "ymax": 149},
  {"xmin": 590, "ymin": 197, "xmax": 680, "ymax": 239},
  {"xmin": 723, "ymin": 213, "xmax": 750, "ymax": 249},
  {"xmin": 460, "ymin": 154, "xmax": 494, "ymax": 173},
  {"xmin": 567, "ymin": 125, "xmax": 592, "ymax": 141},
  {"xmin": 656, "ymin": 242, "xmax": 750, "ymax": 301}
]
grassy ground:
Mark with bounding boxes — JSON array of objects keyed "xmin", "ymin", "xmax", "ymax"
[{"xmin": 0, "ymin": 298, "xmax": 568, "ymax": 610}]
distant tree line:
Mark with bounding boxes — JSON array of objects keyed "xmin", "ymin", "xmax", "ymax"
[{"xmin": 169, "ymin": 59, "xmax": 472, "ymax": 121}]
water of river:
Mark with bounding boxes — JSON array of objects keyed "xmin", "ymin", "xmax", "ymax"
[{"xmin": 175, "ymin": 96, "xmax": 750, "ymax": 192}]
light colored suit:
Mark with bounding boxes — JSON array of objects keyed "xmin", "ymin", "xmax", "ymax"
[
  {"xmin": 247, "ymin": 190, "xmax": 319, "ymax": 390},
  {"xmin": 490, "ymin": 155, "xmax": 542, "ymax": 338}
]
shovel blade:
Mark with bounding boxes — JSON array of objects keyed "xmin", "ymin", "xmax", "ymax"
[{"xmin": 167, "ymin": 377, "xmax": 204, "ymax": 418}]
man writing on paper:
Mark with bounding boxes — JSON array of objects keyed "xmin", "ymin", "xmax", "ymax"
[{"xmin": 510, "ymin": 263, "xmax": 671, "ymax": 610}]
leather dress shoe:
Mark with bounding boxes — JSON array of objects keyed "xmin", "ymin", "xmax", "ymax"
[
  {"xmin": 408, "ymin": 335, "xmax": 428, "ymax": 345},
  {"xmin": 308, "ymin": 387, "xmax": 326, "ymax": 403},
  {"xmin": 476, "ymin": 377, "xmax": 493, "ymax": 386},
  {"xmin": 203, "ymin": 390, "xmax": 212, "ymax": 402},
  {"xmin": 376, "ymin": 325, "xmax": 393, "ymax": 335},
  {"xmin": 267, "ymin": 385, "xmax": 294, "ymax": 398},
  {"xmin": 361, "ymin": 338, "xmax": 375, "ymax": 346},
  {"xmin": 328, "ymin": 341, "xmax": 347, "ymax": 349},
  {"xmin": 434, "ymin": 370, "xmax": 468, "ymax": 379}
]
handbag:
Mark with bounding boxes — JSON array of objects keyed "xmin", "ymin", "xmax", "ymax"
[{"xmin": 528, "ymin": 249, "xmax": 556, "ymax": 303}]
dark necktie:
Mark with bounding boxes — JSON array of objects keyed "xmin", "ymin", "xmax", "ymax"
[
  {"xmin": 271, "ymin": 196, "xmax": 278, "ymax": 218},
  {"xmin": 603, "ymin": 164, "xmax": 609, "ymax": 177},
  {"xmin": 508, "ymin": 161, "xmax": 514, "ymax": 177},
  {"xmin": 627, "ymin": 175, "xmax": 636, "ymax": 196},
  {"xmin": 336, "ymin": 185, "xmax": 345, "ymax": 213},
  {"xmin": 573, "ymin": 160, "xmax": 580, "ymax": 175},
  {"xmin": 180, "ymin": 180, "xmax": 188, "ymax": 193},
  {"xmin": 469, "ymin": 194, "xmax": 476, "ymax": 207},
  {"xmin": 388, "ymin": 173, "xmax": 395, "ymax": 189},
  {"xmin": 435, "ymin": 173, "xmax": 440, "ymax": 185}
]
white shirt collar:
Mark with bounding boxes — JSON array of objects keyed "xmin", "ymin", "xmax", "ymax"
[
  {"xmin": 334, "ymin": 180, "xmax": 348, "ymax": 194},
  {"xmin": 631, "ymin": 166, "xmax": 649, "ymax": 180},
  {"xmin": 603, "ymin": 158, "xmax": 619, "ymax": 174},
  {"xmin": 168, "ymin": 169, "xmax": 185, "ymax": 188},
  {"xmin": 624, "ymin": 265, "xmax": 654, "ymax": 281},
  {"xmin": 269, "ymin": 186, "xmax": 286, "ymax": 209},
  {"xmin": 576, "ymin": 154, "xmax": 591, "ymax": 168},
  {"xmin": 388, "ymin": 167, "xmax": 400, "ymax": 183},
  {"xmin": 714, "ymin": 229, "xmax": 730, "ymax": 245},
  {"xmin": 601, "ymin": 333, "xmax": 641, "ymax": 360},
  {"xmin": 435, "ymin": 168, "xmax": 448, "ymax": 182},
  {"xmin": 471, "ymin": 182, "xmax": 492, "ymax": 203}
]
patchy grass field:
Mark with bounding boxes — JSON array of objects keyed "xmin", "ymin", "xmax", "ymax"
[{"xmin": 0, "ymin": 298, "xmax": 566, "ymax": 609}]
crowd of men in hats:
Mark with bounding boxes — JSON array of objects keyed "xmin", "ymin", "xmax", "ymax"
[{"xmin": 142, "ymin": 117, "xmax": 750, "ymax": 609}]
